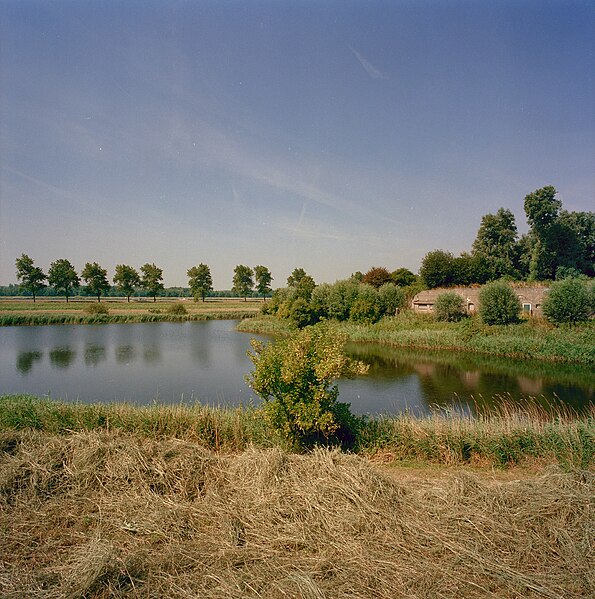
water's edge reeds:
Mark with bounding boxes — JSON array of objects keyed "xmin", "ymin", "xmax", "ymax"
[
  {"xmin": 0, "ymin": 311, "xmax": 257, "ymax": 326},
  {"xmin": 2, "ymin": 394, "xmax": 593, "ymax": 469},
  {"xmin": 237, "ymin": 315, "xmax": 595, "ymax": 365}
]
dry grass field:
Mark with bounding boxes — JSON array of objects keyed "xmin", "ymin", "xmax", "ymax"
[{"xmin": 1, "ymin": 429, "xmax": 593, "ymax": 598}]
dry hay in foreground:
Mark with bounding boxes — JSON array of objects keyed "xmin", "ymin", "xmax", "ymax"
[{"xmin": 0, "ymin": 430, "xmax": 593, "ymax": 598}]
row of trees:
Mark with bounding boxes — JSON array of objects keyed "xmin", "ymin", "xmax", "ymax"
[
  {"xmin": 419, "ymin": 186, "xmax": 594, "ymax": 288},
  {"xmin": 14, "ymin": 255, "xmax": 275, "ymax": 303}
]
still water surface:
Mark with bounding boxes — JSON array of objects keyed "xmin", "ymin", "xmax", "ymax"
[{"xmin": 1, "ymin": 321, "xmax": 592, "ymax": 415}]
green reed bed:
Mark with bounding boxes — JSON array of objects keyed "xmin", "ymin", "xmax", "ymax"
[
  {"xmin": 2, "ymin": 395, "xmax": 593, "ymax": 469},
  {"xmin": 238, "ymin": 315, "xmax": 595, "ymax": 364},
  {"xmin": 0, "ymin": 311, "xmax": 257, "ymax": 327}
]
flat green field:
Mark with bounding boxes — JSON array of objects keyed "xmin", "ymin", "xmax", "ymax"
[{"xmin": 0, "ymin": 297, "xmax": 262, "ymax": 325}]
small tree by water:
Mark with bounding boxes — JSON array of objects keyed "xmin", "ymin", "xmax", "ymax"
[{"xmin": 246, "ymin": 323, "xmax": 368, "ymax": 449}]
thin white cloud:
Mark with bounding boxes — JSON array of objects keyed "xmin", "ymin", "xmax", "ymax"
[{"xmin": 349, "ymin": 46, "xmax": 388, "ymax": 80}]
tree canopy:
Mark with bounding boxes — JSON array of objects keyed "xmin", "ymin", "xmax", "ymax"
[
  {"xmin": 362, "ymin": 266, "xmax": 392, "ymax": 289},
  {"xmin": 81, "ymin": 262, "xmax": 110, "ymax": 302},
  {"xmin": 140, "ymin": 263, "xmax": 164, "ymax": 302},
  {"xmin": 187, "ymin": 263, "xmax": 213, "ymax": 301},
  {"xmin": 233, "ymin": 265, "xmax": 254, "ymax": 301},
  {"xmin": 47, "ymin": 259, "xmax": 80, "ymax": 302},
  {"xmin": 113, "ymin": 265, "xmax": 141, "ymax": 302},
  {"xmin": 254, "ymin": 265, "xmax": 273, "ymax": 300},
  {"xmin": 15, "ymin": 254, "xmax": 46, "ymax": 302}
]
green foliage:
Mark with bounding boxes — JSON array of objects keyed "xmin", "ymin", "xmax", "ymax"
[
  {"xmin": 435, "ymin": 292, "xmax": 466, "ymax": 322},
  {"xmin": 246, "ymin": 323, "xmax": 368, "ymax": 449},
  {"xmin": 113, "ymin": 265, "xmax": 140, "ymax": 301},
  {"xmin": 543, "ymin": 278, "xmax": 592, "ymax": 325},
  {"xmin": 166, "ymin": 302, "xmax": 188, "ymax": 315},
  {"xmin": 349, "ymin": 284, "xmax": 381, "ymax": 323},
  {"xmin": 140, "ymin": 263, "xmax": 164, "ymax": 302},
  {"xmin": 558, "ymin": 210, "xmax": 595, "ymax": 277},
  {"xmin": 288, "ymin": 297, "xmax": 317, "ymax": 328},
  {"xmin": 187, "ymin": 263, "xmax": 213, "ymax": 302},
  {"xmin": 391, "ymin": 267, "xmax": 417, "ymax": 287},
  {"xmin": 85, "ymin": 303, "xmax": 109, "ymax": 316},
  {"xmin": 378, "ymin": 283, "xmax": 406, "ymax": 315},
  {"xmin": 472, "ymin": 208, "xmax": 520, "ymax": 280},
  {"xmin": 362, "ymin": 266, "xmax": 392, "ymax": 289},
  {"xmin": 286, "ymin": 267, "xmax": 307, "ymax": 287},
  {"xmin": 233, "ymin": 265, "xmax": 254, "ymax": 300},
  {"xmin": 15, "ymin": 254, "xmax": 46, "ymax": 302},
  {"xmin": 81, "ymin": 262, "xmax": 110, "ymax": 302},
  {"xmin": 47, "ymin": 259, "xmax": 80, "ymax": 302},
  {"xmin": 419, "ymin": 250, "xmax": 455, "ymax": 288},
  {"xmin": 254, "ymin": 265, "xmax": 273, "ymax": 299},
  {"xmin": 479, "ymin": 281, "xmax": 521, "ymax": 325}
]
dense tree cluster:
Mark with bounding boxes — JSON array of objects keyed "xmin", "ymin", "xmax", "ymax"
[
  {"xmin": 263, "ymin": 270, "xmax": 409, "ymax": 328},
  {"xmin": 420, "ymin": 186, "xmax": 594, "ymax": 288}
]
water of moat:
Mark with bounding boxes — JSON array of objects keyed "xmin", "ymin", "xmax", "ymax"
[{"xmin": 1, "ymin": 320, "xmax": 592, "ymax": 416}]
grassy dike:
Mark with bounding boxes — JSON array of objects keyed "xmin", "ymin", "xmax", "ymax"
[
  {"xmin": 237, "ymin": 313, "xmax": 595, "ymax": 364},
  {"xmin": 1, "ymin": 395, "xmax": 594, "ymax": 598}
]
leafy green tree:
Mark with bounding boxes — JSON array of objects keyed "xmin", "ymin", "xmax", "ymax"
[
  {"xmin": 435, "ymin": 292, "xmax": 466, "ymax": 322},
  {"xmin": 523, "ymin": 185, "xmax": 569, "ymax": 280},
  {"xmin": 419, "ymin": 250, "xmax": 455, "ymax": 288},
  {"xmin": 140, "ymin": 263, "xmax": 164, "ymax": 302},
  {"xmin": 113, "ymin": 264, "xmax": 141, "ymax": 302},
  {"xmin": 288, "ymin": 297, "xmax": 317, "ymax": 328},
  {"xmin": 187, "ymin": 263, "xmax": 213, "ymax": 302},
  {"xmin": 558, "ymin": 210, "xmax": 595, "ymax": 276},
  {"xmin": 15, "ymin": 254, "xmax": 46, "ymax": 302},
  {"xmin": 233, "ymin": 265, "xmax": 254, "ymax": 301},
  {"xmin": 362, "ymin": 266, "xmax": 392, "ymax": 289},
  {"xmin": 287, "ymin": 267, "xmax": 307, "ymax": 287},
  {"xmin": 378, "ymin": 282, "xmax": 406, "ymax": 316},
  {"xmin": 246, "ymin": 323, "xmax": 368, "ymax": 449},
  {"xmin": 48, "ymin": 259, "xmax": 80, "ymax": 302},
  {"xmin": 391, "ymin": 268, "xmax": 416, "ymax": 287},
  {"xmin": 81, "ymin": 262, "xmax": 110, "ymax": 302},
  {"xmin": 542, "ymin": 278, "xmax": 592, "ymax": 324},
  {"xmin": 254, "ymin": 265, "xmax": 273, "ymax": 300},
  {"xmin": 456, "ymin": 253, "xmax": 492, "ymax": 285},
  {"xmin": 472, "ymin": 208, "xmax": 520, "ymax": 279},
  {"xmin": 349, "ymin": 284, "xmax": 381, "ymax": 323},
  {"xmin": 478, "ymin": 281, "xmax": 521, "ymax": 325}
]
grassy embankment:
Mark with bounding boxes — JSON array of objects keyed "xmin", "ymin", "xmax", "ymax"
[
  {"xmin": 0, "ymin": 297, "xmax": 260, "ymax": 326},
  {"xmin": 237, "ymin": 313, "xmax": 595, "ymax": 365},
  {"xmin": 1, "ymin": 395, "xmax": 594, "ymax": 598}
]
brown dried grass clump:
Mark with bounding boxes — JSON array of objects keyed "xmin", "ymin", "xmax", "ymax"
[{"xmin": 1, "ymin": 430, "xmax": 593, "ymax": 598}]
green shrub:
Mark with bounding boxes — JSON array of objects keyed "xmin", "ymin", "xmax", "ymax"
[
  {"xmin": 288, "ymin": 298, "xmax": 317, "ymax": 329},
  {"xmin": 434, "ymin": 291, "xmax": 466, "ymax": 322},
  {"xmin": 166, "ymin": 303, "xmax": 188, "ymax": 315},
  {"xmin": 85, "ymin": 303, "xmax": 109, "ymax": 315},
  {"xmin": 378, "ymin": 283, "xmax": 406, "ymax": 316},
  {"xmin": 543, "ymin": 278, "xmax": 592, "ymax": 324},
  {"xmin": 479, "ymin": 281, "xmax": 521, "ymax": 325},
  {"xmin": 246, "ymin": 323, "xmax": 368, "ymax": 449}
]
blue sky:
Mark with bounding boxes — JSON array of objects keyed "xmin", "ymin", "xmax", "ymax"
[{"xmin": 1, "ymin": 0, "xmax": 593, "ymax": 289}]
